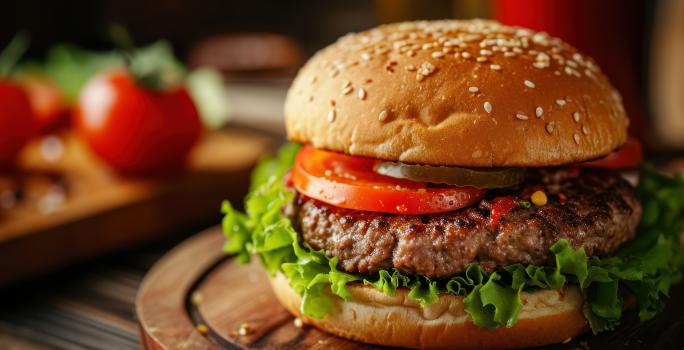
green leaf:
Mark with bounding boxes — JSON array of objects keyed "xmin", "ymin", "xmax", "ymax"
[
  {"xmin": 0, "ymin": 32, "xmax": 30, "ymax": 76},
  {"xmin": 186, "ymin": 68, "xmax": 231, "ymax": 129},
  {"xmin": 407, "ymin": 276, "xmax": 439, "ymax": 307}
]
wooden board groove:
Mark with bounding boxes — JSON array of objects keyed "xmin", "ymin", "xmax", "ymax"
[{"xmin": 137, "ymin": 227, "xmax": 684, "ymax": 350}]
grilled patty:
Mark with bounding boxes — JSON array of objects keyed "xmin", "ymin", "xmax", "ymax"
[{"xmin": 285, "ymin": 169, "xmax": 642, "ymax": 278}]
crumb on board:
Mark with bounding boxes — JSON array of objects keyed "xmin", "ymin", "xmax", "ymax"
[
  {"xmin": 294, "ymin": 317, "xmax": 303, "ymax": 328},
  {"xmin": 239, "ymin": 323, "xmax": 252, "ymax": 336},
  {"xmin": 191, "ymin": 291, "xmax": 203, "ymax": 306},
  {"xmin": 196, "ymin": 323, "xmax": 209, "ymax": 335}
]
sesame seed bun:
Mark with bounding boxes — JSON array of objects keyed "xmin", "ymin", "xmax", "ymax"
[
  {"xmin": 284, "ymin": 20, "xmax": 629, "ymax": 167},
  {"xmin": 270, "ymin": 273, "xmax": 587, "ymax": 349}
]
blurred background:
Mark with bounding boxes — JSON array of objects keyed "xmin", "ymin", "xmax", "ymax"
[{"xmin": 0, "ymin": 0, "xmax": 683, "ymax": 349}]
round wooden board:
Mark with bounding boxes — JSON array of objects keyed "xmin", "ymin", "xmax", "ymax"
[{"xmin": 137, "ymin": 227, "xmax": 684, "ymax": 350}]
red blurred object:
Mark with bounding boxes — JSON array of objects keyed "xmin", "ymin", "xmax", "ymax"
[
  {"xmin": 580, "ymin": 137, "xmax": 643, "ymax": 169},
  {"xmin": 75, "ymin": 69, "xmax": 202, "ymax": 176},
  {"xmin": 20, "ymin": 76, "xmax": 70, "ymax": 133},
  {"xmin": 0, "ymin": 80, "xmax": 35, "ymax": 168},
  {"xmin": 493, "ymin": 0, "xmax": 648, "ymax": 140}
]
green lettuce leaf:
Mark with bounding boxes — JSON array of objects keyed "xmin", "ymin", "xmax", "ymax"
[{"xmin": 222, "ymin": 146, "xmax": 684, "ymax": 333}]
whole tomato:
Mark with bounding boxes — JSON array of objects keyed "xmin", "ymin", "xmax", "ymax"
[
  {"xmin": 0, "ymin": 80, "xmax": 35, "ymax": 168},
  {"xmin": 75, "ymin": 69, "xmax": 202, "ymax": 176}
]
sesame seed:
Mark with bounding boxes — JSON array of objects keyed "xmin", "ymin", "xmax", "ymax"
[
  {"xmin": 378, "ymin": 110, "xmax": 388, "ymax": 121},
  {"xmin": 545, "ymin": 122, "xmax": 555, "ymax": 134},
  {"xmin": 515, "ymin": 113, "xmax": 529, "ymax": 120},
  {"xmin": 416, "ymin": 73, "xmax": 425, "ymax": 81},
  {"xmin": 357, "ymin": 88, "xmax": 367, "ymax": 100},
  {"xmin": 524, "ymin": 80, "xmax": 536, "ymax": 88},
  {"xmin": 484, "ymin": 101, "xmax": 492, "ymax": 113},
  {"xmin": 476, "ymin": 56, "xmax": 488, "ymax": 62},
  {"xmin": 329, "ymin": 69, "xmax": 339, "ymax": 78},
  {"xmin": 407, "ymin": 50, "xmax": 416, "ymax": 57},
  {"xmin": 535, "ymin": 106, "xmax": 543, "ymax": 118},
  {"xmin": 504, "ymin": 52, "xmax": 516, "ymax": 57},
  {"xmin": 327, "ymin": 110, "xmax": 336, "ymax": 122},
  {"xmin": 432, "ymin": 51, "xmax": 445, "ymax": 58},
  {"xmin": 324, "ymin": 169, "xmax": 332, "ymax": 177},
  {"xmin": 405, "ymin": 64, "xmax": 416, "ymax": 71},
  {"xmin": 461, "ymin": 52, "xmax": 471, "ymax": 59},
  {"xmin": 468, "ymin": 86, "xmax": 479, "ymax": 93},
  {"xmin": 582, "ymin": 124, "xmax": 590, "ymax": 135},
  {"xmin": 422, "ymin": 43, "xmax": 434, "ymax": 50},
  {"xmin": 573, "ymin": 133, "xmax": 580, "ymax": 144},
  {"xmin": 490, "ymin": 64, "xmax": 501, "ymax": 70},
  {"xmin": 342, "ymin": 86, "xmax": 353, "ymax": 95},
  {"xmin": 533, "ymin": 61, "xmax": 548, "ymax": 69},
  {"xmin": 555, "ymin": 99, "xmax": 566, "ymax": 106},
  {"xmin": 360, "ymin": 52, "xmax": 371, "ymax": 61},
  {"xmin": 479, "ymin": 49, "xmax": 493, "ymax": 56},
  {"xmin": 418, "ymin": 62, "xmax": 436, "ymax": 76},
  {"xmin": 572, "ymin": 112, "xmax": 580, "ymax": 122}
]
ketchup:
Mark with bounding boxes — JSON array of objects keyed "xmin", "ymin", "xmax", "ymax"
[{"xmin": 489, "ymin": 196, "xmax": 517, "ymax": 228}]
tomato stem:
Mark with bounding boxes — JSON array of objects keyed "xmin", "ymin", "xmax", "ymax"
[
  {"xmin": 0, "ymin": 32, "xmax": 29, "ymax": 77},
  {"xmin": 108, "ymin": 24, "xmax": 164, "ymax": 91}
]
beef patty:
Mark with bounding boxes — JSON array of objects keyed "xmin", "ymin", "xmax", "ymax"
[{"xmin": 285, "ymin": 169, "xmax": 642, "ymax": 278}]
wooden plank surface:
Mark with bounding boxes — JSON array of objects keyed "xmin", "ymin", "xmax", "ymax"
[
  {"xmin": 136, "ymin": 227, "xmax": 684, "ymax": 350},
  {"xmin": 0, "ymin": 129, "xmax": 273, "ymax": 285}
]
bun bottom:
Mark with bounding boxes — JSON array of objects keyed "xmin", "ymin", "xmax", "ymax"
[{"xmin": 270, "ymin": 273, "xmax": 587, "ymax": 349}]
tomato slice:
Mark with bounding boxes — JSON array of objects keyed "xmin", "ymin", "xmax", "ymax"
[
  {"xmin": 291, "ymin": 146, "xmax": 486, "ymax": 214},
  {"xmin": 580, "ymin": 137, "xmax": 643, "ymax": 169}
]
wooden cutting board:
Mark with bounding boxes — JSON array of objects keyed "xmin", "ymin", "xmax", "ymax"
[
  {"xmin": 136, "ymin": 227, "xmax": 684, "ymax": 350},
  {"xmin": 0, "ymin": 129, "xmax": 273, "ymax": 285}
]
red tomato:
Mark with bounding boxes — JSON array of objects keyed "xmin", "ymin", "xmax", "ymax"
[
  {"xmin": 292, "ymin": 146, "xmax": 486, "ymax": 214},
  {"xmin": 20, "ymin": 76, "xmax": 70, "ymax": 133},
  {"xmin": 75, "ymin": 69, "xmax": 202, "ymax": 176},
  {"xmin": 0, "ymin": 80, "xmax": 35, "ymax": 168},
  {"xmin": 580, "ymin": 137, "xmax": 643, "ymax": 169}
]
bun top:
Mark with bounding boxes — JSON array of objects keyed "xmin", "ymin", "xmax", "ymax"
[{"xmin": 284, "ymin": 20, "xmax": 629, "ymax": 167}]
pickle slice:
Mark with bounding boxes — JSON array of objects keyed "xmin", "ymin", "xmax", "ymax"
[{"xmin": 374, "ymin": 161, "xmax": 526, "ymax": 188}]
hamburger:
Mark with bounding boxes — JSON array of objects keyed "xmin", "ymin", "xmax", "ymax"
[{"xmin": 222, "ymin": 20, "xmax": 684, "ymax": 349}]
